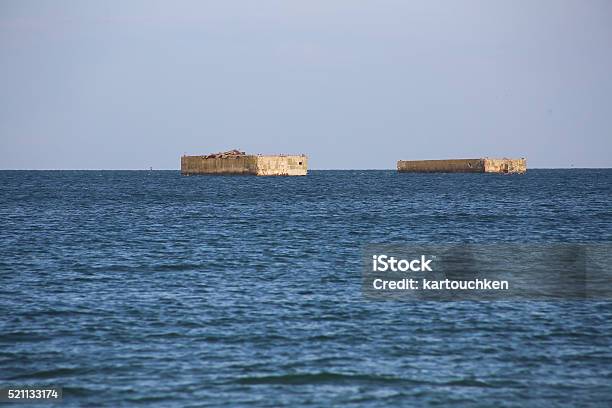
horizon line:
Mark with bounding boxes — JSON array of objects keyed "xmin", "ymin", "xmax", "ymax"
[{"xmin": 1, "ymin": 167, "xmax": 611, "ymax": 171}]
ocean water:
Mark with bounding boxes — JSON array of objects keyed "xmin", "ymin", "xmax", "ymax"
[{"xmin": 1, "ymin": 169, "xmax": 611, "ymax": 407}]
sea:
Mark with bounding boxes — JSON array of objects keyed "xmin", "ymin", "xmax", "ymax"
[{"xmin": 1, "ymin": 169, "xmax": 611, "ymax": 407}]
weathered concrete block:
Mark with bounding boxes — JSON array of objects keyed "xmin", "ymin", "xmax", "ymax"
[
  {"xmin": 397, "ymin": 158, "xmax": 526, "ymax": 174},
  {"xmin": 482, "ymin": 158, "xmax": 527, "ymax": 173},
  {"xmin": 181, "ymin": 151, "xmax": 308, "ymax": 176}
]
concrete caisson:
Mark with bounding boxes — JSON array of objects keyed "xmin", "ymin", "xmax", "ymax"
[
  {"xmin": 181, "ymin": 150, "xmax": 308, "ymax": 176},
  {"xmin": 397, "ymin": 158, "xmax": 526, "ymax": 174}
]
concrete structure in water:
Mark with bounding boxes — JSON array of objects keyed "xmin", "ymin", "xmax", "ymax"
[
  {"xmin": 397, "ymin": 158, "xmax": 527, "ymax": 174},
  {"xmin": 181, "ymin": 150, "xmax": 308, "ymax": 176}
]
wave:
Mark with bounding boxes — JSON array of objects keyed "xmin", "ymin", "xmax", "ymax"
[
  {"xmin": 236, "ymin": 372, "xmax": 500, "ymax": 388},
  {"xmin": 237, "ymin": 372, "xmax": 419, "ymax": 385},
  {"xmin": 8, "ymin": 367, "xmax": 79, "ymax": 380}
]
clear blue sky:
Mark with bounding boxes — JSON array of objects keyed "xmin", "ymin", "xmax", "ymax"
[{"xmin": 1, "ymin": 0, "xmax": 611, "ymax": 169}]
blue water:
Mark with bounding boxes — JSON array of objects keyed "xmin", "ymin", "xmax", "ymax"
[{"xmin": 1, "ymin": 170, "xmax": 611, "ymax": 407}]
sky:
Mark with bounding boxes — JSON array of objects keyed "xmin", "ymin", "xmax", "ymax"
[{"xmin": 1, "ymin": 0, "xmax": 611, "ymax": 169}]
